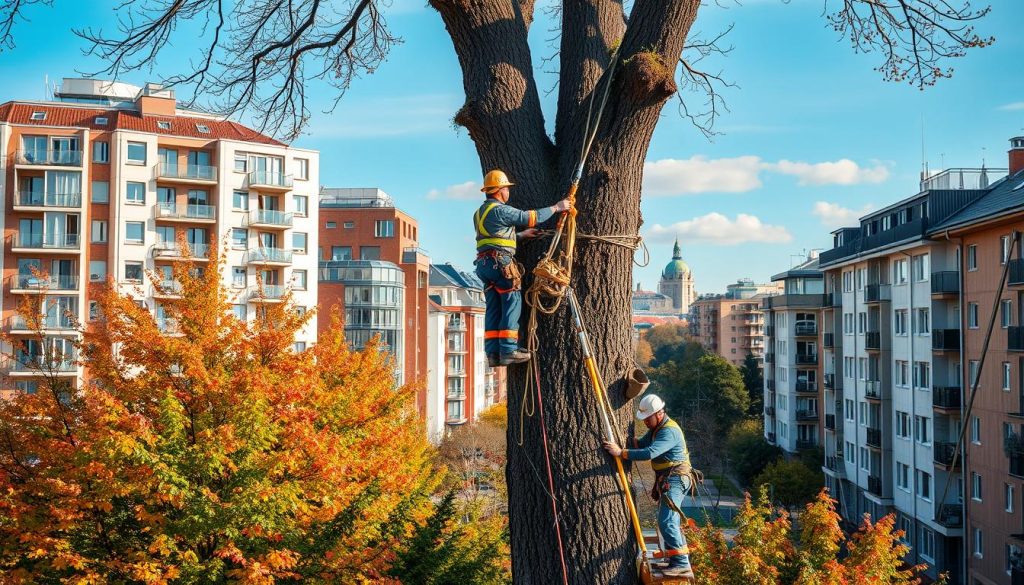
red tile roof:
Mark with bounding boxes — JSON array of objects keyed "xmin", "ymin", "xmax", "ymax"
[{"xmin": 0, "ymin": 102, "xmax": 285, "ymax": 146}]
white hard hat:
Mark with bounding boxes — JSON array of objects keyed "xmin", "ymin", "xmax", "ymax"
[{"xmin": 636, "ymin": 394, "xmax": 666, "ymax": 420}]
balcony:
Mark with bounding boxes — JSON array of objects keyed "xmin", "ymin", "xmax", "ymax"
[
  {"xmin": 933, "ymin": 386, "xmax": 961, "ymax": 411},
  {"xmin": 156, "ymin": 162, "xmax": 217, "ymax": 184},
  {"xmin": 822, "ymin": 293, "xmax": 834, "ymax": 308},
  {"xmin": 795, "ymin": 381, "xmax": 817, "ymax": 393},
  {"xmin": 10, "ymin": 233, "xmax": 80, "ymax": 253},
  {"xmin": 13, "ymin": 191, "xmax": 82, "ymax": 210},
  {"xmin": 247, "ymin": 248, "xmax": 293, "ymax": 265},
  {"xmin": 867, "ymin": 475, "xmax": 883, "ymax": 496},
  {"xmin": 248, "ymin": 285, "xmax": 287, "ymax": 302},
  {"xmin": 795, "ymin": 322, "xmax": 818, "ymax": 337},
  {"xmin": 931, "ymin": 271, "xmax": 960, "ymax": 295},
  {"xmin": 825, "ymin": 414, "xmax": 836, "ymax": 430},
  {"xmin": 764, "ymin": 406, "xmax": 775, "ymax": 416},
  {"xmin": 6, "ymin": 314, "xmax": 77, "ymax": 334},
  {"xmin": 153, "ymin": 279, "xmax": 183, "ymax": 298},
  {"xmin": 933, "ymin": 442, "xmax": 959, "ymax": 469},
  {"xmin": 248, "ymin": 170, "xmax": 293, "ymax": 190},
  {"xmin": 866, "ymin": 427, "xmax": 882, "ymax": 449},
  {"xmin": 6, "ymin": 355, "xmax": 77, "ymax": 375},
  {"xmin": 935, "ymin": 504, "xmax": 963, "ymax": 528},
  {"xmin": 865, "ymin": 380, "xmax": 882, "ymax": 400},
  {"xmin": 865, "ymin": 331, "xmax": 881, "ymax": 351},
  {"xmin": 825, "ymin": 373, "xmax": 836, "ymax": 389},
  {"xmin": 766, "ymin": 379, "xmax": 775, "ymax": 391},
  {"xmin": 1012, "ymin": 454, "xmax": 1024, "ymax": 479},
  {"xmin": 152, "ymin": 242, "xmax": 210, "ymax": 261},
  {"xmin": 247, "ymin": 209, "xmax": 294, "ymax": 229},
  {"xmin": 156, "ymin": 317, "xmax": 183, "ymax": 336},
  {"xmin": 796, "ymin": 439, "xmax": 817, "ymax": 450},
  {"xmin": 1011, "ymin": 259, "xmax": 1024, "ymax": 287},
  {"xmin": 765, "ymin": 325, "xmax": 775, "ymax": 337},
  {"xmin": 1011, "ymin": 326, "xmax": 1024, "ymax": 352},
  {"xmin": 825, "ymin": 455, "xmax": 845, "ymax": 475},
  {"xmin": 764, "ymin": 353, "xmax": 774, "ymax": 364},
  {"xmin": 154, "ymin": 202, "xmax": 216, "ymax": 223},
  {"xmin": 823, "ymin": 333, "xmax": 834, "ymax": 348},
  {"xmin": 795, "ymin": 353, "xmax": 818, "ymax": 366},
  {"xmin": 796, "ymin": 410, "xmax": 818, "ymax": 422},
  {"xmin": 402, "ymin": 246, "xmax": 430, "ymax": 265},
  {"xmin": 864, "ymin": 284, "xmax": 891, "ymax": 304},
  {"xmin": 932, "ymin": 329, "xmax": 960, "ymax": 352},
  {"xmin": 8, "ymin": 274, "xmax": 79, "ymax": 293},
  {"xmin": 15, "ymin": 149, "xmax": 82, "ymax": 167}
]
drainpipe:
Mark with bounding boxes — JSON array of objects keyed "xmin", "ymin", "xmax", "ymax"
[{"xmin": 900, "ymin": 250, "xmax": 920, "ymax": 570}]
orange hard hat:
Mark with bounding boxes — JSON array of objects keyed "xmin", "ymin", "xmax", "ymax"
[{"xmin": 481, "ymin": 169, "xmax": 515, "ymax": 193}]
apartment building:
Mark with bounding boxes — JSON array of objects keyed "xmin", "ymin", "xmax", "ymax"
[
  {"xmin": 0, "ymin": 79, "xmax": 318, "ymax": 396},
  {"xmin": 690, "ymin": 278, "xmax": 779, "ymax": 367},
  {"xmin": 817, "ymin": 156, "xmax": 1021, "ymax": 584},
  {"xmin": 426, "ymin": 263, "xmax": 506, "ymax": 443},
  {"xmin": 317, "ymin": 188, "xmax": 430, "ymax": 388},
  {"xmin": 762, "ymin": 252, "xmax": 825, "ymax": 455}
]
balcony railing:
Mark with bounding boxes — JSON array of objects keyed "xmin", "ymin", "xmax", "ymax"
[
  {"xmin": 153, "ymin": 241, "xmax": 210, "ymax": 259},
  {"xmin": 249, "ymin": 285, "xmax": 287, "ymax": 301},
  {"xmin": 825, "ymin": 455, "xmax": 844, "ymax": 474},
  {"xmin": 865, "ymin": 380, "xmax": 882, "ymax": 400},
  {"xmin": 866, "ymin": 427, "xmax": 882, "ymax": 448},
  {"xmin": 156, "ymin": 202, "xmax": 216, "ymax": 221},
  {"xmin": 867, "ymin": 475, "xmax": 883, "ymax": 496},
  {"xmin": 248, "ymin": 170, "xmax": 293, "ymax": 188},
  {"xmin": 795, "ymin": 322, "xmax": 818, "ymax": 336},
  {"xmin": 825, "ymin": 414, "xmax": 836, "ymax": 430},
  {"xmin": 15, "ymin": 149, "xmax": 82, "ymax": 166},
  {"xmin": 796, "ymin": 439, "xmax": 817, "ymax": 450},
  {"xmin": 864, "ymin": 284, "xmax": 891, "ymax": 303},
  {"xmin": 823, "ymin": 333, "xmax": 834, "ymax": 348},
  {"xmin": 865, "ymin": 331, "xmax": 881, "ymax": 351},
  {"xmin": 8, "ymin": 355, "xmax": 77, "ymax": 373},
  {"xmin": 156, "ymin": 317, "xmax": 181, "ymax": 334},
  {"xmin": 933, "ymin": 329, "xmax": 960, "ymax": 351},
  {"xmin": 248, "ymin": 209, "xmax": 294, "ymax": 227},
  {"xmin": 12, "ymin": 233, "xmax": 80, "ymax": 250},
  {"xmin": 921, "ymin": 167, "xmax": 1007, "ymax": 191},
  {"xmin": 1011, "ymin": 326, "xmax": 1024, "ymax": 352},
  {"xmin": 9, "ymin": 274, "xmax": 79, "ymax": 291},
  {"xmin": 7, "ymin": 313, "xmax": 76, "ymax": 331},
  {"xmin": 154, "ymin": 279, "xmax": 183, "ymax": 296},
  {"xmin": 1011, "ymin": 259, "xmax": 1024, "ymax": 287},
  {"xmin": 936, "ymin": 504, "xmax": 963, "ymax": 528},
  {"xmin": 795, "ymin": 353, "xmax": 818, "ymax": 366},
  {"xmin": 247, "ymin": 248, "xmax": 293, "ymax": 264},
  {"xmin": 15, "ymin": 191, "xmax": 82, "ymax": 208},
  {"xmin": 931, "ymin": 271, "xmax": 960, "ymax": 294},
  {"xmin": 157, "ymin": 162, "xmax": 217, "ymax": 181},
  {"xmin": 796, "ymin": 410, "xmax": 818, "ymax": 422},
  {"xmin": 933, "ymin": 386, "xmax": 961, "ymax": 410},
  {"xmin": 934, "ymin": 442, "xmax": 958, "ymax": 467},
  {"xmin": 795, "ymin": 381, "xmax": 817, "ymax": 393}
]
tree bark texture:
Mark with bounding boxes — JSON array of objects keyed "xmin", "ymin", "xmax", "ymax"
[{"xmin": 431, "ymin": 1, "xmax": 700, "ymax": 582}]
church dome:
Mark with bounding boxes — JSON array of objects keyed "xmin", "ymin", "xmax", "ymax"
[{"xmin": 662, "ymin": 239, "xmax": 689, "ymax": 279}]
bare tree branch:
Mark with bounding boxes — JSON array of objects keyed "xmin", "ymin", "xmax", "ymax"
[
  {"xmin": 826, "ymin": 0, "xmax": 993, "ymax": 88},
  {"xmin": 676, "ymin": 24, "xmax": 736, "ymax": 140},
  {"xmin": 0, "ymin": 0, "xmax": 53, "ymax": 52}
]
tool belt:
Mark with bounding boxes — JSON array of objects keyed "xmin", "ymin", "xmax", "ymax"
[
  {"xmin": 478, "ymin": 249, "xmax": 524, "ymax": 291},
  {"xmin": 651, "ymin": 463, "xmax": 693, "ymax": 504}
]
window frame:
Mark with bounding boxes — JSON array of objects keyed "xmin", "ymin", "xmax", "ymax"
[
  {"xmin": 124, "ymin": 221, "xmax": 145, "ymax": 244},
  {"xmin": 126, "ymin": 181, "xmax": 146, "ymax": 204},
  {"xmin": 126, "ymin": 141, "xmax": 147, "ymax": 165}
]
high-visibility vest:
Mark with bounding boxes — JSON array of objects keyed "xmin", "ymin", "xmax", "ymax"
[
  {"xmin": 474, "ymin": 201, "xmax": 517, "ymax": 250},
  {"xmin": 650, "ymin": 418, "xmax": 691, "ymax": 472}
]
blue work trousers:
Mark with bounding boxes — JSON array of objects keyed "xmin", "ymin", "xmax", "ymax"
[
  {"xmin": 658, "ymin": 474, "xmax": 692, "ymax": 569},
  {"xmin": 474, "ymin": 253, "xmax": 522, "ymax": 356}
]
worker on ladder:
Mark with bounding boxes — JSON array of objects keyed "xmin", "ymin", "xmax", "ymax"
[
  {"xmin": 473, "ymin": 169, "xmax": 571, "ymax": 367},
  {"xmin": 604, "ymin": 395, "xmax": 695, "ymax": 579}
]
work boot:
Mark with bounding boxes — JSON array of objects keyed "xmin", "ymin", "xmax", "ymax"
[
  {"xmin": 499, "ymin": 349, "xmax": 532, "ymax": 365},
  {"xmin": 487, "ymin": 355, "xmax": 500, "ymax": 368},
  {"xmin": 662, "ymin": 566, "xmax": 694, "ymax": 579}
]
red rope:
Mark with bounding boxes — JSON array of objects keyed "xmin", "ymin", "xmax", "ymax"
[{"xmin": 533, "ymin": 358, "xmax": 569, "ymax": 585}]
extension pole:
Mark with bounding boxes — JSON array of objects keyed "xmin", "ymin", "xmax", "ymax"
[{"xmin": 566, "ymin": 288, "xmax": 647, "ymax": 553}]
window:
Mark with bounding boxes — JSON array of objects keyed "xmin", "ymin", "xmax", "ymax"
[
  {"xmin": 30, "ymin": 111, "xmax": 45, "ymax": 120},
  {"xmin": 89, "ymin": 260, "xmax": 107, "ymax": 282},
  {"xmin": 326, "ymin": 221, "xmax": 337, "ymax": 229},
  {"xmin": 94, "ymin": 116, "xmax": 108, "ymax": 125},
  {"xmin": 124, "ymin": 262, "xmax": 143, "ymax": 282},
  {"xmin": 857, "ymin": 268, "xmax": 867, "ymax": 290},
  {"xmin": 232, "ymin": 304, "xmax": 247, "ymax": 320},
  {"xmin": 233, "ymin": 191, "xmax": 249, "ymax": 210},
  {"xmin": 859, "ymin": 357, "xmax": 868, "ymax": 381},
  {"xmin": 1005, "ymin": 362, "xmax": 1012, "ymax": 391},
  {"xmin": 968, "ymin": 245, "xmax": 978, "ymax": 271},
  {"xmin": 972, "ymin": 472, "xmax": 983, "ymax": 501},
  {"xmin": 914, "ymin": 308, "xmax": 930, "ymax": 334},
  {"xmin": 974, "ymin": 528, "xmax": 983, "ymax": 558},
  {"xmin": 1002, "ymin": 235, "xmax": 1011, "ymax": 264},
  {"xmin": 294, "ymin": 195, "xmax": 308, "ymax": 217},
  {"xmin": 972, "ymin": 416, "xmax": 982, "ymax": 444},
  {"xmin": 912, "ymin": 254, "xmax": 929, "ymax": 281},
  {"xmin": 231, "ymin": 228, "xmax": 248, "ymax": 249},
  {"xmin": 844, "ymin": 313, "xmax": 854, "ymax": 334},
  {"xmin": 896, "ymin": 462, "xmax": 910, "ymax": 491},
  {"xmin": 293, "ymin": 232, "xmax": 307, "ymax": 254},
  {"xmin": 845, "ymin": 442, "xmax": 855, "ymax": 463},
  {"xmin": 295, "ymin": 158, "xmax": 309, "ymax": 180},
  {"xmin": 91, "ymin": 181, "xmax": 109, "ymax": 203},
  {"xmin": 968, "ymin": 302, "xmax": 979, "ymax": 328},
  {"xmin": 858, "ymin": 312, "xmax": 867, "ymax": 333},
  {"xmin": 125, "ymin": 222, "xmax": 144, "ymax": 244},
  {"xmin": 447, "ymin": 400, "xmax": 465, "ymax": 421},
  {"xmin": 845, "ymin": 399, "xmax": 855, "ymax": 421},
  {"xmin": 126, "ymin": 181, "xmax": 145, "ymax": 204},
  {"xmin": 896, "ymin": 411, "xmax": 911, "ymax": 438},
  {"xmin": 360, "ymin": 246, "xmax": 380, "ymax": 260},
  {"xmin": 293, "ymin": 269, "xmax": 308, "ymax": 290},
  {"xmin": 375, "ymin": 220, "xmax": 395, "ymax": 238},
  {"xmin": 859, "ymin": 447, "xmax": 869, "ymax": 471},
  {"xmin": 126, "ymin": 142, "xmax": 146, "ymax": 164},
  {"xmin": 92, "ymin": 141, "xmax": 109, "ymax": 163},
  {"xmin": 234, "ymin": 154, "xmax": 247, "ymax": 172},
  {"xmin": 294, "ymin": 342, "xmax": 307, "ymax": 352},
  {"xmin": 196, "ymin": 124, "xmax": 210, "ymax": 133},
  {"xmin": 157, "ymin": 121, "xmax": 171, "ymax": 130},
  {"xmin": 331, "ymin": 246, "xmax": 352, "ymax": 261},
  {"xmin": 858, "ymin": 401, "xmax": 867, "ymax": 425},
  {"xmin": 843, "ymin": 271, "xmax": 853, "ymax": 292},
  {"xmin": 913, "ymin": 362, "xmax": 930, "ymax": 389},
  {"xmin": 91, "ymin": 220, "xmax": 108, "ymax": 243},
  {"xmin": 1002, "ymin": 299, "xmax": 1013, "ymax": 328},
  {"xmin": 970, "ymin": 360, "xmax": 980, "ymax": 387},
  {"xmin": 919, "ymin": 526, "xmax": 935, "ymax": 561},
  {"xmin": 914, "ymin": 415, "xmax": 930, "ymax": 445},
  {"xmin": 895, "ymin": 361, "xmax": 909, "ymax": 386},
  {"xmin": 894, "ymin": 310, "xmax": 908, "ymax": 335},
  {"xmin": 894, "ymin": 258, "xmax": 908, "ymax": 284},
  {"xmin": 344, "ymin": 221, "xmax": 355, "ymax": 229},
  {"xmin": 1006, "ymin": 484, "xmax": 1015, "ymax": 513},
  {"xmin": 232, "ymin": 266, "xmax": 246, "ymax": 288},
  {"xmin": 916, "ymin": 469, "xmax": 932, "ymax": 500}
]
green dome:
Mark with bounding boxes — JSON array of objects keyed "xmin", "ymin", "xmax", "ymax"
[{"xmin": 662, "ymin": 239, "xmax": 689, "ymax": 279}]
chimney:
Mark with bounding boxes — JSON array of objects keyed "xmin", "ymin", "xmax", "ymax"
[{"xmin": 1010, "ymin": 136, "xmax": 1024, "ymax": 176}]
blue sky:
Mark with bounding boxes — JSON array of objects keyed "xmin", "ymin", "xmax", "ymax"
[{"xmin": 2, "ymin": 0, "xmax": 1022, "ymax": 293}]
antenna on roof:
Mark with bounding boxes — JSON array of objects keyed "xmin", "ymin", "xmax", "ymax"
[{"xmin": 920, "ymin": 114, "xmax": 928, "ymax": 183}]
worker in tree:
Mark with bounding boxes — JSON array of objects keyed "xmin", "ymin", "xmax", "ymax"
[
  {"xmin": 473, "ymin": 169, "xmax": 572, "ymax": 367},
  {"xmin": 603, "ymin": 394, "xmax": 694, "ymax": 579}
]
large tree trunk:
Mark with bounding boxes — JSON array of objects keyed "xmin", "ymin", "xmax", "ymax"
[{"xmin": 431, "ymin": 1, "xmax": 700, "ymax": 582}]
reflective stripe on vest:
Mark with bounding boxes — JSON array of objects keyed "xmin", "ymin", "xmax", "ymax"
[{"xmin": 475, "ymin": 202, "xmax": 517, "ymax": 250}]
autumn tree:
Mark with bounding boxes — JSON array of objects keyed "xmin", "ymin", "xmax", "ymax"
[
  {"xmin": 0, "ymin": 248, "xmax": 439, "ymax": 582},
  {"xmin": 0, "ymin": 0, "xmax": 993, "ymax": 581},
  {"xmin": 437, "ymin": 402, "xmax": 509, "ymax": 518}
]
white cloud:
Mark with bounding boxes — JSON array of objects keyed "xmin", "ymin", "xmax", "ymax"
[
  {"xmin": 998, "ymin": 102, "xmax": 1024, "ymax": 111},
  {"xmin": 643, "ymin": 156, "xmax": 764, "ymax": 196},
  {"xmin": 642, "ymin": 156, "xmax": 891, "ymax": 195},
  {"xmin": 647, "ymin": 213, "xmax": 792, "ymax": 245},
  {"xmin": 811, "ymin": 201, "xmax": 875, "ymax": 228},
  {"xmin": 768, "ymin": 159, "xmax": 890, "ymax": 186},
  {"xmin": 426, "ymin": 180, "xmax": 479, "ymax": 200}
]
